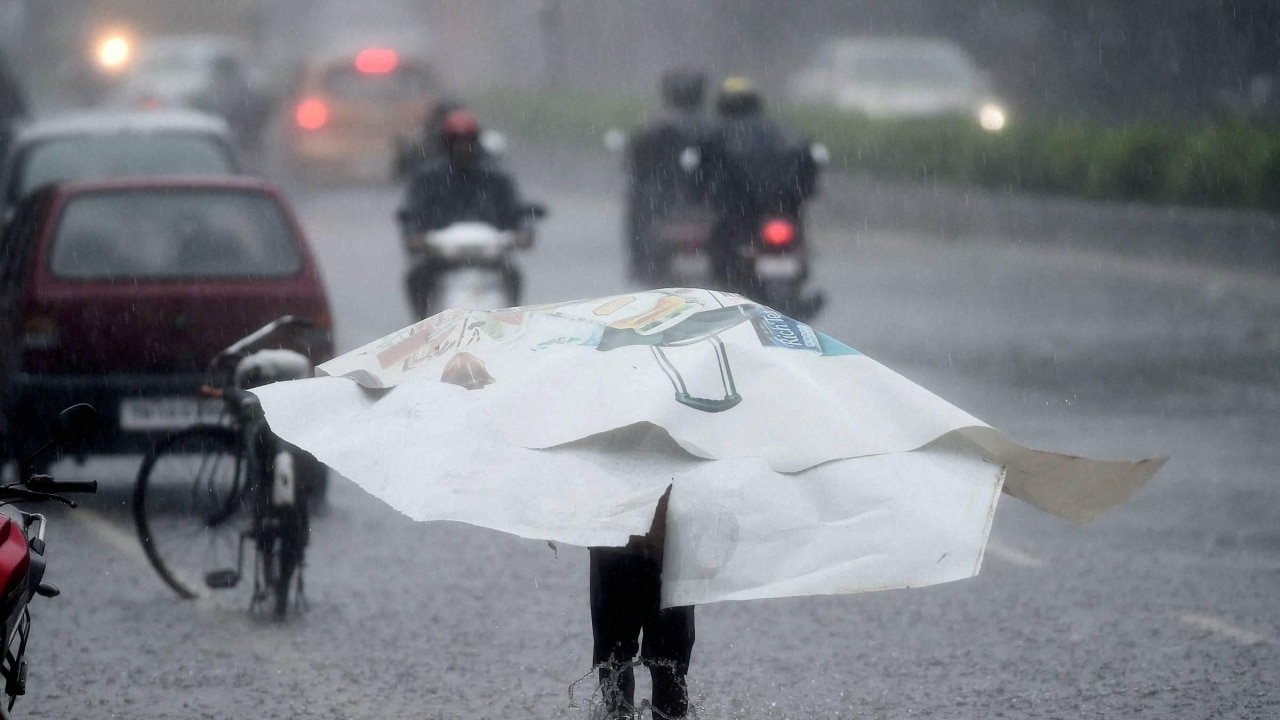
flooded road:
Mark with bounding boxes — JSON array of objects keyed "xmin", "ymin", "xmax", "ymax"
[{"xmin": 20, "ymin": 143, "xmax": 1279, "ymax": 719}]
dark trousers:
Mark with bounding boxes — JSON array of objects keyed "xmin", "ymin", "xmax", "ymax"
[{"xmin": 589, "ymin": 546, "xmax": 695, "ymax": 718}]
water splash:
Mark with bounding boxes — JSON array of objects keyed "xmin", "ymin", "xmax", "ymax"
[{"xmin": 566, "ymin": 659, "xmax": 707, "ymax": 719}]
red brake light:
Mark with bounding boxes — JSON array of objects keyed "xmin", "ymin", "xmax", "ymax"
[
  {"xmin": 295, "ymin": 99, "xmax": 328, "ymax": 130},
  {"xmin": 761, "ymin": 219, "xmax": 796, "ymax": 247},
  {"xmin": 355, "ymin": 48, "xmax": 398, "ymax": 74}
]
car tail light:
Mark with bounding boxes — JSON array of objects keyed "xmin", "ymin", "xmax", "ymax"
[
  {"xmin": 22, "ymin": 316, "xmax": 60, "ymax": 352},
  {"xmin": 295, "ymin": 99, "xmax": 328, "ymax": 130},
  {"xmin": 138, "ymin": 95, "xmax": 163, "ymax": 110},
  {"xmin": 355, "ymin": 48, "xmax": 398, "ymax": 74},
  {"xmin": 761, "ymin": 218, "xmax": 796, "ymax": 247}
]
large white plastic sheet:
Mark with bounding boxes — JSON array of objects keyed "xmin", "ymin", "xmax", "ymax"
[{"xmin": 253, "ymin": 289, "xmax": 1164, "ymax": 607}]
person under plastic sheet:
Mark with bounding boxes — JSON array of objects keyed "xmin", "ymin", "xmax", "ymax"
[{"xmin": 590, "ymin": 486, "xmax": 695, "ymax": 719}]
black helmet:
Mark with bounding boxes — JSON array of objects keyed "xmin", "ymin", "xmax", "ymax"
[
  {"xmin": 716, "ymin": 76, "xmax": 763, "ymax": 117},
  {"xmin": 660, "ymin": 69, "xmax": 707, "ymax": 111}
]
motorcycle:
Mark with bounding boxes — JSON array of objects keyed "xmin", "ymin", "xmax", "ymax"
[
  {"xmin": 0, "ymin": 404, "xmax": 98, "ymax": 719},
  {"xmin": 643, "ymin": 201, "xmax": 717, "ymax": 287},
  {"xmin": 682, "ymin": 143, "xmax": 828, "ymax": 320},
  {"xmin": 724, "ymin": 211, "xmax": 825, "ymax": 321},
  {"xmin": 401, "ymin": 206, "xmax": 546, "ymax": 319}
]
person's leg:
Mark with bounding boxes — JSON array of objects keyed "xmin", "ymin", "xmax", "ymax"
[
  {"xmin": 707, "ymin": 213, "xmax": 746, "ymax": 293},
  {"xmin": 642, "ymin": 604, "xmax": 695, "ymax": 718},
  {"xmin": 626, "ymin": 187, "xmax": 650, "ymax": 282},
  {"xmin": 500, "ymin": 259, "xmax": 522, "ymax": 306},
  {"xmin": 404, "ymin": 257, "xmax": 437, "ymax": 319},
  {"xmin": 638, "ymin": 551, "xmax": 695, "ymax": 719},
  {"xmin": 590, "ymin": 547, "xmax": 646, "ymax": 717}
]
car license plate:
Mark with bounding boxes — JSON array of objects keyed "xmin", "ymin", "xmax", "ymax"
[
  {"xmin": 755, "ymin": 254, "xmax": 802, "ymax": 279},
  {"xmin": 119, "ymin": 397, "xmax": 224, "ymax": 431}
]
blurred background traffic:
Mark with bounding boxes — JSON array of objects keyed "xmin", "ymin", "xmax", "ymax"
[
  {"xmin": 0, "ymin": 2, "xmax": 1276, "ymax": 718},
  {"xmin": 4, "ymin": 0, "xmax": 1280, "ymax": 209}
]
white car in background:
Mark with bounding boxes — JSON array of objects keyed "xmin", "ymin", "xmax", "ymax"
[
  {"xmin": 0, "ymin": 108, "xmax": 240, "ymax": 219},
  {"xmin": 106, "ymin": 34, "xmax": 274, "ymax": 152},
  {"xmin": 788, "ymin": 36, "xmax": 1008, "ymax": 131}
]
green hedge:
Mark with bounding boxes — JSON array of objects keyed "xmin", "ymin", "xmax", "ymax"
[{"xmin": 474, "ymin": 89, "xmax": 1280, "ymax": 213}]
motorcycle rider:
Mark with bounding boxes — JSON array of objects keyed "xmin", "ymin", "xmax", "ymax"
[
  {"xmin": 625, "ymin": 69, "xmax": 716, "ymax": 283},
  {"xmin": 394, "ymin": 95, "xmax": 467, "ymax": 180},
  {"xmin": 191, "ymin": 54, "xmax": 271, "ymax": 157},
  {"xmin": 701, "ymin": 77, "xmax": 821, "ymax": 311},
  {"xmin": 397, "ymin": 110, "xmax": 532, "ymax": 318}
]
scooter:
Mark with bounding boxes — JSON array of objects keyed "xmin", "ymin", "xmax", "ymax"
[
  {"xmin": 401, "ymin": 206, "xmax": 546, "ymax": 319},
  {"xmin": 0, "ymin": 405, "xmax": 99, "ymax": 719}
]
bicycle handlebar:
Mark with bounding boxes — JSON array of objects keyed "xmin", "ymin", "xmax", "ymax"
[{"xmin": 211, "ymin": 315, "xmax": 315, "ymax": 371}]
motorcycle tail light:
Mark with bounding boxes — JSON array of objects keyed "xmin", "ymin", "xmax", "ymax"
[
  {"xmin": 295, "ymin": 99, "xmax": 328, "ymax": 130},
  {"xmin": 761, "ymin": 219, "xmax": 796, "ymax": 247}
]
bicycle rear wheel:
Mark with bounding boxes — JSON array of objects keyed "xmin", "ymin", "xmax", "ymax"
[{"xmin": 133, "ymin": 426, "xmax": 253, "ymax": 603}]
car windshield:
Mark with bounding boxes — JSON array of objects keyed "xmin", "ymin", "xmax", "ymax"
[
  {"xmin": 48, "ymin": 188, "xmax": 303, "ymax": 280},
  {"xmin": 321, "ymin": 64, "xmax": 436, "ymax": 101},
  {"xmin": 14, "ymin": 134, "xmax": 235, "ymax": 201}
]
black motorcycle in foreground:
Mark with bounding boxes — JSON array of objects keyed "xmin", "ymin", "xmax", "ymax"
[{"xmin": 0, "ymin": 404, "xmax": 98, "ymax": 719}]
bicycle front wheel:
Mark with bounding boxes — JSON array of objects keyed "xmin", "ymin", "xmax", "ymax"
[{"xmin": 134, "ymin": 426, "xmax": 254, "ymax": 603}]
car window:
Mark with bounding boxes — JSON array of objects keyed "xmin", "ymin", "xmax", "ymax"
[
  {"xmin": 12, "ymin": 134, "xmax": 236, "ymax": 203},
  {"xmin": 320, "ymin": 64, "xmax": 436, "ymax": 101},
  {"xmin": 48, "ymin": 189, "xmax": 303, "ymax": 280}
]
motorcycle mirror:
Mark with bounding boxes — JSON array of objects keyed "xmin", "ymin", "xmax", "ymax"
[
  {"xmin": 810, "ymin": 142, "xmax": 831, "ymax": 166},
  {"xmin": 480, "ymin": 129, "xmax": 507, "ymax": 156},
  {"xmin": 23, "ymin": 404, "xmax": 99, "ymax": 466},
  {"xmin": 53, "ymin": 404, "xmax": 100, "ymax": 445},
  {"xmin": 678, "ymin": 146, "xmax": 701, "ymax": 173},
  {"xmin": 603, "ymin": 128, "xmax": 626, "ymax": 153}
]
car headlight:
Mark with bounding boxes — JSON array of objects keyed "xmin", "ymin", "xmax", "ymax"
[
  {"xmin": 94, "ymin": 32, "xmax": 132, "ymax": 72},
  {"xmin": 979, "ymin": 103, "xmax": 1007, "ymax": 132}
]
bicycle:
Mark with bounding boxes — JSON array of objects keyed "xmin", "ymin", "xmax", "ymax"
[{"xmin": 132, "ymin": 316, "xmax": 323, "ymax": 618}]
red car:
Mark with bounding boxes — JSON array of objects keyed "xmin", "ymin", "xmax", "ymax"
[{"xmin": 0, "ymin": 176, "xmax": 333, "ymax": 471}]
